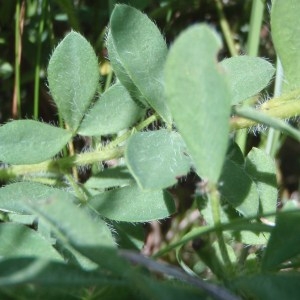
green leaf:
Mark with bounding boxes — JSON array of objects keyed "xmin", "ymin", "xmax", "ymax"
[
  {"xmin": 125, "ymin": 130, "xmax": 191, "ymax": 189},
  {"xmin": 24, "ymin": 195, "xmax": 118, "ymax": 270},
  {"xmin": 0, "ymin": 257, "xmax": 125, "ymax": 288},
  {"xmin": 89, "ymin": 185, "xmax": 175, "ymax": 222},
  {"xmin": 262, "ymin": 211, "xmax": 300, "ymax": 271},
  {"xmin": 0, "ymin": 182, "xmax": 120, "ymax": 271},
  {"xmin": 234, "ymin": 272, "xmax": 300, "ymax": 300},
  {"xmin": 108, "ymin": 4, "xmax": 171, "ymax": 123},
  {"xmin": 47, "ymin": 31, "xmax": 99, "ymax": 131},
  {"xmin": 106, "ymin": 31, "xmax": 146, "ymax": 107},
  {"xmin": 0, "ymin": 182, "xmax": 76, "ymax": 214},
  {"xmin": 220, "ymin": 56, "xmax": 275, "ymax": 104},
  {"xmin": 271, "ymin": 0, "xmax": 300, "ymax": 92},
  {"xmin": 78, "ymin": 82, "xmax": 144, "ymax": 136},
  {"xmin": 0, "ymin": 120, "xmax": 72, "ymax": 164},
  {"xmin": 0, "ymin": 223, "xmax": 62, "ymax": 261},
  {"xmin": 111, "ymin": 221, "xmax": 145, "ymax": 251},
  {"xmin": 84, "ymin": 166, "xmax": 134, "ymax": 190},
  {"xmin": 165, "ymin": 25, "xmax": 231, "ymax": 183},
  {"xmin": 219, "ymin": 159, "xmax": 259, "ymax": 217},
  {"xmin": 226, "ymin": 141, "xmax": 244, "ymax": 166},
  {"xmin": 245, "ymin": 148, "xmax": 277, "ymax": 221}
]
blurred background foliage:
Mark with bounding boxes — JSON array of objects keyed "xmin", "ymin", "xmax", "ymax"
[{"xmin": 0, "ymin": 0, "xmax": 299, "ymax": 201}]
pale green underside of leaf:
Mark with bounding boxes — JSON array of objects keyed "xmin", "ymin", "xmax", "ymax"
[
  {"xmin": 0, "ymin": 223, "xmax": 62, "ymax": 261},
  {"xmin": 89, "ymin": 184, "xmax": 175, "ymax": 222},
  {"xmin": 108, "ymin": 4, "xmax": 171, "ymax": 123},
  {"xmin": 271, "ymin": 0, "xmax": 300, "ymax": 92},
  {"xmin": 47, "ymin": 31, "xmax": 99, "ymax": 131},
  {"xmin": 220, "ymin": 56, "xmax": 275, "ymax": 104},
  {"xmin": 78, "ymin": 82, "xmax": 144, "ymax": 136},
  {"xmin": 165, "ymin": 24, "xmax": 231, "ymax": 183},
  {"xmin": 0, "ymin": 120, "xmax": 72, "ymax": 164},
  {"xmin": 125, "ymin": 130, "xmax": 191, "ymax": 189}
]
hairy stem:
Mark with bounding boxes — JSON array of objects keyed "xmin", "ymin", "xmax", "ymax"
[
  {"xmin": 0, "ymin": 114, "xmax": 158, "ymax": 180},
  {"xmin": 1, "ymin": 89, "xmax": 300, "ymax": 180},
  {"xmin": 231, "ymin": 88, "xmax": 300, "ymax": 130}
]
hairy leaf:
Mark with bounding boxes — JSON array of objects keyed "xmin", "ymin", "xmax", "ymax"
[
  {"xmin": 47, "ymin": 31, "xmax": 99, "ymax": 131},
  {"xmin": 165, "ymin": 25, "xmax": 231, "ymax": 183},
  {"xmin": 78, "ymin": 82, "xmax": 143, "ymax": 136},
  {"xmin": 89, "ymin": 185, "xmax": 175, "ymax": 222},
  {"xmin": 0, "ymin": 120, "xmax": 72, "ymax": 164},
  {"xmin": 26, "ymin": 198, "xmax": 116, "ymax": 262},
  {"xmin": 125, "ymin": 130, "xmax": 191, "ymax": 189},
  {"xmin": 108, "ymin": 4, "xmax": 171, "ymax": 123},
  {"xmin": 0, "ymin": 257, "xmax": 125, "ymax": 288},
  {"xmin": 0, "ymin": 223, "xmax": 62, "ymax": 261},
  {"xmin": 220, "ymin": 56, "xmax": 275, "ymax": 104},
  {"xmin": 0, "ymin": 182, "xmax": 76, "ymax": 214}
]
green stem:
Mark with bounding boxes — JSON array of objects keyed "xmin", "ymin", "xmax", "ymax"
[
  {"xmin": 107, "ymin": 113, "xmax": 158, "ymax": 149},
  {"xmin": 215, "ymin": 0, "xmax": 238, "ymax": 56},
  {"xmin": 236, "ymin": 0, "xmax": 265, "ymax": 153},
  {"xmin": 233, "ymin": 106, "xmax": 300, "ymax": 141},
  {"xmin": 0, "ymin": 147, "xmax": 124, "ymax": 181},
  {"xmin": 208, "ymin": 184, "xmax": 232, "ymax": 270},
  {"xmin": 65, "ymin": 174, "xmax": 87, "ymax": 203},
  {"xmin": 264, "ymin": 57, "xmax": 284, "ymax": 156},
  {"xmin": 246, "ymin": 0, "xmax": 265, "ymax": 56},
  {"xmin": 104, "ymin": 67, "xmax": 113, "ymax": 92},
  {"xmin": 0, "ymin": 114, "xmax": 158, "ymax": 180},
  {"xmin": 33, "ymin": 0, "xmax": 47, "ymax": 120},
  {"xmin": 231, "ymin": 88, "xmax": 300, "ymax": 130},
  {"xmin": 153, "ymin": 218, "xmax": 272, "ymax": 259},
  {"xmin": 234, "ymin": 129, "xmax": 247, "ymax": 154}
]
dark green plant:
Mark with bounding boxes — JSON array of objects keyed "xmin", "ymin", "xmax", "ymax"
[{"xmin": 0, "ymin": 2, "xmax": 300, "ymax": 299}]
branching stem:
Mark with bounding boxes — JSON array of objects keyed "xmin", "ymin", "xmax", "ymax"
[
  {"xmin": 0, "ymin": 114, "xmax": 159, "ymax": 180},
  {"xmin": 1, "ymin": 89, "xmax": 300, "ymax": 180}
]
